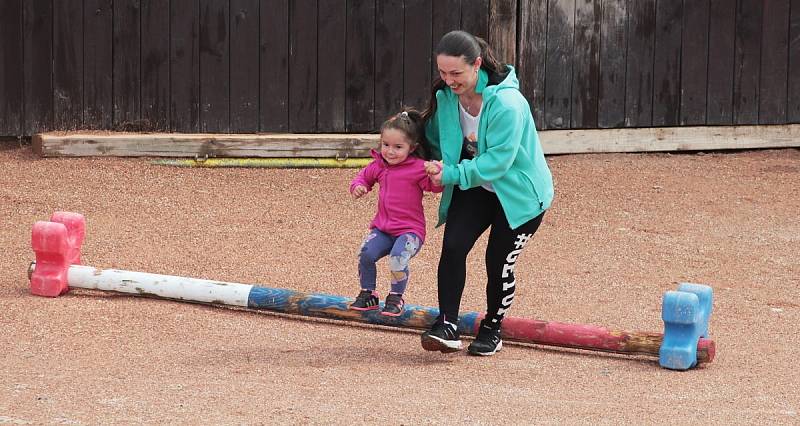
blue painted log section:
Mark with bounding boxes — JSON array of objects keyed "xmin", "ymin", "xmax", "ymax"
[{"xmin": 247, "ymin": 286, "xmax": 482, "ymax": 335}]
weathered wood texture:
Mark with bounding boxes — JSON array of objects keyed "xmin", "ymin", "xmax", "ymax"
[
  {"xmin": 680, "ymin": 0, "xmax": 709, "ymax": 125},
  {"xmin": 791, "ymin": 0, "xmax": 800, "ymax": 123},
  {"xmin": 345, "ymin": 0, "xmax": 376, "ymax": 132},
  {"xmin": 597, "ymin": 0, "xmax": 626, "ymax": 128},
  {"xmin": 33, "ymin": 124, "xmax": 800, "ymax": 158},
  {"xmin": 289, "ymin": 0, "xmax": 317, "ymax": 132},
  {"xmin": 229, "ymin": 0, "xmax": 259, "ymax": 133},
  {"xmin": 23, "ymin": 0, "xmax": 53, "ymax": 134},
  {"xmin": 2, "ymin": 0, "xmax": 799, "ymax": 136},
  {"xmin": 33, "ymin": 133, "xmax": 379, "ymax": 158},
  {"xmin": 317, "ymin": 0, "xmax": 346, "ymax": 132},
  {"xmin": 0, "ymin": 0, "xmax": 23, "ymax": 136}
]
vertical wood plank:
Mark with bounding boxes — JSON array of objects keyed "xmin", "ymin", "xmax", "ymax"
[
  {"xmin": 680, "ymin": 0, "xmax": 709, "ymax": 125},
  {"xmin": 544, "ymin": 0, "xmax": 575, "ymax": 130},
  {"xmin": 84, "ymin": 0, "xmax": 113, "ymax": 129},
  {"xmin": 0, "ymin": 0, "xmax": 23, "ymax": 135},
  {"xmin": 200, "ymin": 0, "xmax": 230, "ymax": 132},
  {"xmin": 53, "ymin": 0, "xmax": 84, "ymax": 130},
  {"xmin": 571, "ymin": 0, "xmax": 601, "ymax": 128},
  {"xmin": 758, "ymin": 0, "xmax": 790, "ymax": 124},
  {"xmin": 289, "ymin": 0, "xmax": 317, "ymax": 132},
  {"xmin": 790, "ymin": 0, "xmax": 800, "ymax": 122},
  {"xmin": 433, "ymin": 0, "xmax": 461, "ymax": 50},
  {"xmin": 230, "ymin": 0, "xmax": 259, "ymax": 132},
  {"xmin": 706, "ymin": 0, "xmax": 735, "ymax": 124},
  {"xmin": 519, "ymin": 0, "xmax": 548, "ymax": 128},
  {"xmin": 652, "ymin": 0, "xmax": 682, "ymax": 126},
  {"xmin": 23, "ymin": 0, "xmax": 53, "ymax": 134},
  {"xmin": 317, "ymin": 0, "xmax": 346, "ymax": 132},
  {"xmin": 489, "ymin": 0, "xmax": 517, "ymax": 64},
  {"xmin": 403, "ymin": 0, "xmax": 432, "ymax": 112},
  {"xmin": 260, "ymin": 0, "xmax": 289, "ymax": 131},
  {"xmin": 598, "ymin": 0, "xmax": 626, "ymax": 128},
  {"xmin": 170, "ymin": 0, "xmax": 200, "ymax": 132},
  {"xmin": 624, "ymin": 0, "xmax": 655, "ymax": 127},
  {"xmin": 461, "ymin": 0, "xmax": 489, "ymax": 40},
  {"xmin": 141, "ymin": 0, "xmax": 170, "ymax": 131},
  {"xmin": 346, "ymin": 0, "xmax": 376, "ymax": 131},
  {"xmin": 375, "ymin": 0, "xmax": 404, "ymax": 123},
  {"xmin": 114, "ymin": 0, "xmax": 140, "ymax": 128},
  {"xmin": 733, "ymin": 0, "xmax": 762, "ymax": 125},
  {"xmin": 432, "ymin": 0, "xmax": 461, "ymax": 80}
]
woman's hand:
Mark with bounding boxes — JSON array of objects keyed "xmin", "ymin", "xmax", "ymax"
[
  {"xmin": 424, "ymin": 161, "xmax": 442, "ymax": 175},
  {"xmin": 351, "ymin": 185, "xmax": 368, "ymax": 199}
]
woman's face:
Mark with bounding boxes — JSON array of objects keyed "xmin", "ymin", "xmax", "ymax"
[
  {"xmin": 380, "ymin": 128, "xmax": 414, "ymax": 165},
  {"xmin": 437, "ymin": 54, "xmax": 482, "ymax": 96}
]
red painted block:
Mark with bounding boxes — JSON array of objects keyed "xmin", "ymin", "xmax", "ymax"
[
  {"xmin": 30, "ymin": 212, "xmax": 85, "ymax": 297},
  {"xmin": 49, "ymin": 211, "xmax": 85, "ymax": 265}
]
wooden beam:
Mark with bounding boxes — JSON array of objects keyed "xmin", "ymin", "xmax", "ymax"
[
  {"xmin": 540, "ymin": 125, "xmax": 800, "ymax": 154},
  {"xmin": 32, "ymin": 125, "xmax": 800, "ymax": 158},
  {"xmin": 32, "ymin": 133, "xmax": 378, "ymax": 158}
]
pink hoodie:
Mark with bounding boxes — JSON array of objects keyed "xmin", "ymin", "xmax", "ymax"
[{"xmin": 350, "ymin": 150, "xmax": 443, "ymax": 242}]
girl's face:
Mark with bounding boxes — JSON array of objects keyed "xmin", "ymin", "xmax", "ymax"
[
  {"xmin": 437, "ymin": 54, "xmax": 482, "ymax": 96},
  {"xmin": 380, "ymin": 128, "xmax": 414, "ymax": 165}
]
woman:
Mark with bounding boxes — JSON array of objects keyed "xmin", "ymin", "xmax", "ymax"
[{"xmin": 420, "ymin": 30, "xmax": 554, "ymax": 356}]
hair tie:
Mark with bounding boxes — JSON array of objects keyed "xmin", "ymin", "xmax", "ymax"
[{"xmin": 399, "ymin": 111, "xmax": 409, "ymax": 119}]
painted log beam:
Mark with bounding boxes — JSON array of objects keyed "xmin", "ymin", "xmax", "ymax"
[
  {"xmin": 28, "ymin": 261, "xmax": 714, "ymax": 365},
  {"xmin": 29, "ymin": 212, "xmax": 715, "ymax": 369}
]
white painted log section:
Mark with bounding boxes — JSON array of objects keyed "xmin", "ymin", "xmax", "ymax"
[
  {"xmin": 67, "ymin": 265, "xmax": 253, "ymax": 307},
  {"xmin": 32, "ymin": 125, "xmax": 800, "ymax": 158}
]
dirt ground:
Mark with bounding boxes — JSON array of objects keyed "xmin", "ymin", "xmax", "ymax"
[{"xmin": 1, "ymin": 143, "xmax": 798, "ymax": 424}]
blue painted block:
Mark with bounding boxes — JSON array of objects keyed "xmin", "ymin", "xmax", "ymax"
[
  {"xmin": 659, "ymin": 283, "xmax": 714, "ymax": 370},
  {"xmin": 677, "ymin": 282, "xmax": 713, "ymax": 338}
]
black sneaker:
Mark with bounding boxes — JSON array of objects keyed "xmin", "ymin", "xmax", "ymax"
[
  {"xmin": 467, "ymin": 321, "xmax": 503, "ymax": 356},
  {"xmin": 381, "ymin": 293, "xmax": 404, "ymax": 317},
  {"xmin": 349, "ymin": 289, "xmax": 379, "ymax": 311},
  {"xmin": 421, "ymin": 320, "xmax": 462, "ymax": 353}
]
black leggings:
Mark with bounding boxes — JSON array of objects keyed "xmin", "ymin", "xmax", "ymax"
[{"xmin": 437, "ymin": 186, "xmax": 544, "ymax": 329}]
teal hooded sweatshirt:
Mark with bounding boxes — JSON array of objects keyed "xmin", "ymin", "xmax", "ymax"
[{"xmin": 425, "ymin": 66, "xmax": 554, "ymax": 229}]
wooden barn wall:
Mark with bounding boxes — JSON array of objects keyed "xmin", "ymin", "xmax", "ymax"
[{"xmin": 1, "ymin": 0, "xmax": 799, "ymax": 136}]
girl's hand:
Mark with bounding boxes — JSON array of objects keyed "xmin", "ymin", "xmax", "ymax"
[
  {"xmin": 424, "ymin": 161, "xmax": 442, "ymax": 175},
  {"xmin": 352, "ymin": 185, "xmax": 368, "ymax": 199},
  {"xmin": 430, "ymin": 169, "xmax": 443, "ymax": 186}
]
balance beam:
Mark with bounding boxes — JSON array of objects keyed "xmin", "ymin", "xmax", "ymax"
[{"xmin": 29, "ymin": 212, "xmax": 715, "ymax": 370}]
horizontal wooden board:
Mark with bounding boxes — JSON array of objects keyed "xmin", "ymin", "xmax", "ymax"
[
  {"xmin": 540, "ymin": 125, "xmax": 800, "ymax": 154},
  {"xmin": 32, "ymin": 126, "xmax": 800, "ymax": 158},
  {"xmin": 32, "ymin": 133, "xmax": 379, "ymax": 158}
]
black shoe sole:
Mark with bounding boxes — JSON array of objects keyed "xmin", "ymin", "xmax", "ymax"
[
  {"xmin": 421, "ymin": 334, "xmax": 462, "ymax": 353},
  {"xmin": 467, "ymin": 340, "xmax": 503, "ymax": 356}
]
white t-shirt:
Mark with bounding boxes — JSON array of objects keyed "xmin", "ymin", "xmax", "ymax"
[{"xmin": 458, "ymin": 102, "xmax": 494, "ymax": 192}]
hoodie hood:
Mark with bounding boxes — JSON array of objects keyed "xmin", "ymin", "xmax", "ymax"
[{"xmin": 475, "ymin": 65, "xmax": 519, "ymax": 99}]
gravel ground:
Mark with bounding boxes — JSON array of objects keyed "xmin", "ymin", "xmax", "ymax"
[{"xmin": 1, "ymin": 143, "xmax": 798, "ymax": 424}]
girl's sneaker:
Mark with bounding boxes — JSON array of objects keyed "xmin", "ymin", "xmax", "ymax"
[
  {"xmin": 350, "ymin": 289, "xmax": 379, "ymax": 311},
  {"xmin": 381, "ymin": 293, "xmax": 404, "ymax": 317}
]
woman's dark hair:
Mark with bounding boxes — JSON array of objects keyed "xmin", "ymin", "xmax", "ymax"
[
  {"xmin": 380, "ymin": 108, "xmax": 430, "ymax": 159},
  {"xmin": 422, "ymin": 30, "xmax": 508, "ymax": 121}
]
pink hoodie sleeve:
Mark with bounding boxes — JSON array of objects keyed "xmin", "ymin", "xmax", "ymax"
[
  {"xmin": 418, "ymin": 171, "xmax": 444, "ymax": 193},
  {"xmin": 350, "ymin": 160, "xmax": 379, "ymax": 193}
]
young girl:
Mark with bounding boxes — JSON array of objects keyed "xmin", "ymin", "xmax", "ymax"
[{"xmin": 349, "ymin": 109, "xmax": 443, "ymax": 317}]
